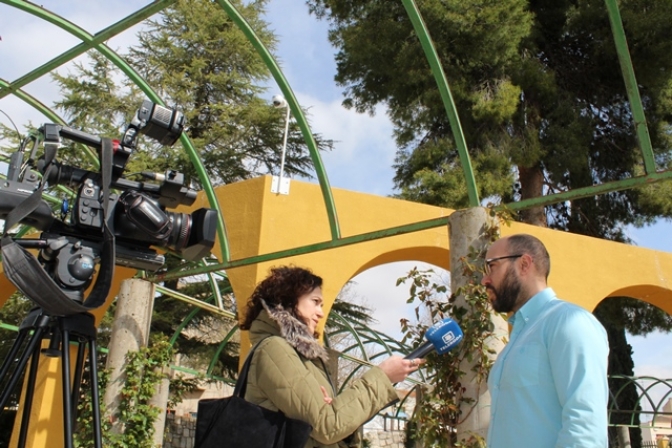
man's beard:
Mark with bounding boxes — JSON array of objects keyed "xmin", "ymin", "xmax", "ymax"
[{"xmin": 488, "ymin": 266, "xmax": 522, "ymax": 313}]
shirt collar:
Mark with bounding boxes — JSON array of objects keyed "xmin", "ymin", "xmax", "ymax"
[{"xmin": 509, "ymin": 287, "xmax": 556, "ymax": 326}]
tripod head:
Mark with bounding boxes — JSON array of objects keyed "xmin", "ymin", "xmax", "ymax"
[{"xmin": 14, "ymin": 235, "xmax": 99, "ymax": 304}]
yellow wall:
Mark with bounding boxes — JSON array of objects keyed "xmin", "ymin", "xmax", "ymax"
[
  {"xmin": 197, "ymin": 176, "xmax": 672, "ymax": 352},
  {"xmin": 503, "ymin": 224, "xmax": 672, "ymax": 313}
]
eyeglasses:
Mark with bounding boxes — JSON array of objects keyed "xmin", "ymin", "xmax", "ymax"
[{"xmin": 484, "ymin": 254, "xmax": 523, "ymax": 275}]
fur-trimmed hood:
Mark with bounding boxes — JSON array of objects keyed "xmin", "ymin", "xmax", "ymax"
[{"xmin": 248, "ymin": 300, "xmax": 329, "ymax": 363}]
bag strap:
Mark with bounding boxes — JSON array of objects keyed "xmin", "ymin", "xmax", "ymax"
[
  {"xmin": 233, "ymin": 337, "xmax": 270, "ymax": 398},
  {"xmin": 234, "ymin": 336, "xmax": 306, "ymax": 399}
]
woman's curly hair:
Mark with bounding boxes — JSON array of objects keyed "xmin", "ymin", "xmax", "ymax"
[{"xmin": 240, "ymin": 266, "xmax": 323, "ymax": 330}]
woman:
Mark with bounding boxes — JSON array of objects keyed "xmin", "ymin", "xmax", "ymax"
[{"xmin": 239, "ymin": 265, "xmax": 421, "ymax": 448}]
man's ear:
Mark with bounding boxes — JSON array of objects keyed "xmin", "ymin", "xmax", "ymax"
[{"xmin": 518, "ymin": 253, "xmax": 534, "ymax": 275}]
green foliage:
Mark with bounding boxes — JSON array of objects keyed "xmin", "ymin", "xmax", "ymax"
[
  {"xmin": 308, "ymin": 0, "xmax": 672, "ymax": 233},
  {"xmin": 75, "ymin": 337, "xmax": 174, "ymax": 448},
  {"xmin": 113, "ymin": 338, "xmax": 172, "ymax": 447},
  {"xmin": 393, "ymin": 143, "xmax": 514, "ymax": 209},
  {"xmin": 0, "ymin": 293, "xmax": 33, "ymax": 325},
  {"xmin": 167, "ymin": 375, "xmax": 201, "ymax": 410},
  {"xmin": 105, "ymin": 340, "xmax": 173, "ymax": 448}
]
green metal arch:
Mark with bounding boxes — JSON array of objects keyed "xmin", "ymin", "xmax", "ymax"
[
  {"xmin": 608, "ymin": 375, "xmax": 672, "ymax": 427},
  {"xmin": 0, "ymin": 0, "xmax": 670, "ymax": 409}
]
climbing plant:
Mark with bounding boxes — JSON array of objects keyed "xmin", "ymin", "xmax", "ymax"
[
  {"xmin": 399, "ymin": 215, "xmax": 502, "ymax": 447},
  {"xmin": 75, "ymin": 337, "xmax": 174, "ymax": 448}
]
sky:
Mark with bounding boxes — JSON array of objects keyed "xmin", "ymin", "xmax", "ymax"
[{"xmin": 1, "ymin": 0, "xmax": 670, "ymax": 412}]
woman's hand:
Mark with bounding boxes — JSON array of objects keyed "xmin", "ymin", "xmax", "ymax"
[
  {"xmin": 377, "ymin": 356, "xmax": 425, "ymax": 383},
  {"xmin": 320, "ymin": 386, "xmax": 333, "ymax": 405}
]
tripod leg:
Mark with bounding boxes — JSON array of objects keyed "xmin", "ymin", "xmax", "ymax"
[
  {"xmin": 55, "ymin": 312, "xmax": 102, "ymax": 448},
  {"xmin": 17, "ymin": 340, "xmax": 44, "ymax": 448},
  {"xmin": 0, "ymin": 330, "xmax": 29, "ymax": 386},
  {"xmin": 0, "ymin": 316, "xmax": 50, "ymax": 409},
  {"xmin": 61, "ymin": 328, "xmax": 74, "ymax": 448},
  {"xmin": 88, "ymin": 338, "xmax": 103, "ymax": 448},
  {"xmin": 71, "ymin": 338, "xmax": 86, "ymax": 418},
  {"xmin": 68, "ymin": 335, "xmax": 103, "ymax": 448}
]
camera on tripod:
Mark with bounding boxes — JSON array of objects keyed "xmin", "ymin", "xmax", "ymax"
[
  {"xmin": 0, "ymin": 101, "xmax": 221, "ymax": 447},
  {"xmin": 0, "ymin": 100, "xmax": 218, "ymax": 275}
]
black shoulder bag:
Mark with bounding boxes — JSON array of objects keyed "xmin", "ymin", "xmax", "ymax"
[{"xmin": 195, "ymin": 339, "xmax": 313, "ymax": 448}]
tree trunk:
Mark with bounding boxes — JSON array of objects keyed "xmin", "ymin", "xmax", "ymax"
[{"xmin": 518, "ymin": 164, "xmax": 547, "ymax": 227}]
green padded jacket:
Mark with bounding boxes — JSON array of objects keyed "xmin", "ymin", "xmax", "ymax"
[{"xmin": 244, "ymin": 305, "xmax": 399, "ymax": 448}]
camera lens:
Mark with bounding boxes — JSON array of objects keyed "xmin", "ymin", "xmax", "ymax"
[{"xmin": 165, "ymin": 212, "xmax": 192, "ymax": 251}]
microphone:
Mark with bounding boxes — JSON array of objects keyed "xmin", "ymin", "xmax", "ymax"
[{"xmin": 404, "ymin": 317, "xmax": 463, "ymax": 359}]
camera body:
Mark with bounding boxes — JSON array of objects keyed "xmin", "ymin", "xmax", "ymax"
[{"xmin": 0, "ymin": 100, "xmax": 217, "ymax": 273}]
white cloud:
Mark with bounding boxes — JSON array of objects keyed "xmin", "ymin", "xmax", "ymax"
[
  {"xmin": 0, "ymin": 1, "xmax": 151, "ymax": 129},
  {"xmin": 290, "ymin": 94, "xmax": 397, "ymax": 196}
]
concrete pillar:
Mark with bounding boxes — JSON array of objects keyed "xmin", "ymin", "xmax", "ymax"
[
  {"xmin": 103, "ymin": 278, "xmax": 155, "ymax": 434},
  {"xmin": 149, "ymin": 366, "xmax": 171, "ymax": 447},
  {"xmin": 448, "ymin": 207, "xmax": 508, "ymax": 443},
  {"xmin": 617, "ymin": 426, "xmax": 632, "ymax": 448}
]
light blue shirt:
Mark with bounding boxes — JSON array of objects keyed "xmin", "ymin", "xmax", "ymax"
[{"xmin": 487, "ymin": 288, "xmax": 609, "ymax": 448}]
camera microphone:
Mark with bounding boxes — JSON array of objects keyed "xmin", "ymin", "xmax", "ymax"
[
  {"xmin": 141, "ymin": 171, "xmax": 165, "ymax": 181},
  {"xmin": 404, "ymin": 317, "xmax": 463, "ymax": 360}
]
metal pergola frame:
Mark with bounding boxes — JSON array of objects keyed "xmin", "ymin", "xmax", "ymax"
[{"xmin": 1, "ymin": 0, "xmax": 671, "ymax": 423}]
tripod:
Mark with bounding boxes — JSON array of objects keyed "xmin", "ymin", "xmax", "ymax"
[{"xmin": 0, "ymin": 308, "xmax": 103, "ymax": 448}]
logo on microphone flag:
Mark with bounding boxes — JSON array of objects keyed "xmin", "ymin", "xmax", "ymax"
[
  {"xmin": 426, "ymin": 317, "xmax": 464, "ymax": 354},
  {"xmin": 442, "ymin": 331, "xmax": 457, "ymax": 345}
]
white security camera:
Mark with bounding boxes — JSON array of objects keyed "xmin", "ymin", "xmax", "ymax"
[{"xmin": 272, "ymin": 95, "xmax": 288, "ymax": 108}]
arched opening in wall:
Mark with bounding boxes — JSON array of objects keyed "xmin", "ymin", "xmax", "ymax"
[
  {"xmin": 593, "ymin": 295, "xmax": 672, "ymax": 447},
  {"xmin": 327, "ymin": 261, "xmax": 451, "ymax": 386}
]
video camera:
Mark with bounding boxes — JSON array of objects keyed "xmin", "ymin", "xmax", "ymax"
[{"xmin": 0, "ymin": 100, "xmax": 218, "ymax": 277}]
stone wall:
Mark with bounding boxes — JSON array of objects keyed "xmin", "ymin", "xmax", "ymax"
[
  {"xmin": 163, "ymin": 413, "xmax": 197, "ymax": 448},
  {"xmin": 364, "ymin": 429, "xmax": 406, "ymax": 447}
]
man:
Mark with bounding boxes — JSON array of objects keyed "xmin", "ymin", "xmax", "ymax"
[{"xmin": 481, "ymin": 234, "xmax": 609, "ymax": 448}]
